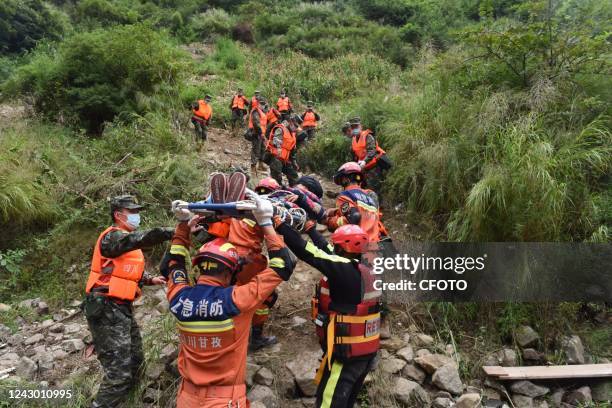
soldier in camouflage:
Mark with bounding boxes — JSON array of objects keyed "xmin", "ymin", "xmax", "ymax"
[{"xmin": 83, "ymin": 195, "xmax": 173, "ymax": 408}]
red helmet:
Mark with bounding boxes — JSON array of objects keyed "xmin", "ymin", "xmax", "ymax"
[
  {"xmin": 333, "ymin": 162, "xmax": 363, "ymax": 185},
  {"xmin": 331, "ymin": 224, "xmax": 369, "ymax": 254},
  {"xmin": 255, "ymin": 177, "xmax": 281, "ymax": 194},
  {"xmin": 192, "ymin": 238, "xmax": 240, "ymax": 272}
]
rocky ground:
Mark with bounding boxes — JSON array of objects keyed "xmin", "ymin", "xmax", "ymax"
[{"xmin": 1, "ymin": 125, "xmax": 610, "ymax": 407}]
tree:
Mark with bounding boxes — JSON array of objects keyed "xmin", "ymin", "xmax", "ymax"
[{"xmin": 0, "ymin": 0, "xmax": 66, "ymax": 53}]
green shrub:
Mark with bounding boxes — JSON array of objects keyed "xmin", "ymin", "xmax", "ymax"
[
  {"xmin": 75, "ymin": 0, "xmax": 139, "ymax": 26},
  {"xmin": 0, "ymin": 0, "xmax": 67, "ymax": 53},
  {"xmin": 189, "ymin": 8, "xmax": 236, "ymax": 40},
  {"xmin": 4, "ymin": 24, "xmax": 188, "ymax": 133}
]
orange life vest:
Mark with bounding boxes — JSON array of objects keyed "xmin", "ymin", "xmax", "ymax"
[
  {"xmin": 85, "ymin": 226, "xmax": 145, "ymax": 301},
  {"xmin": 231, "ymin": 95, "xmax": 247, "ymax": 110},
  {"xmin": 248, "ymin": 107, "xmax": 267, "ymax": 135},
  {"xmin": 266, "ymin": 109, "xmax": 280, "ymax": 125},
  {"xmin": 267, "ymin": 123, "xmax": 296, "ymax": 163},
  {"xmin": 311, "ymin": 263, "xmax": 381, "ymax": 362},
  {"xmin": 193, "ymin": 100, "xmax": 212, "ymax": 121},
  {"xmin": 351, "ymin": 130, "xmax": 386, "ymax": 170},
  {"xmin": 276, "ymin": 97, "xmax": 291, "ymax": 112},
  {"xmin": 251, "ymin": 96, "xmax": 259, "ymax": 109},
  {"xmin": 337, "ymin": 187, "xmax": 380, "ymax": 243},
  {"xmin": 302, "ymin": 111, "xmax": 317, "ymax": 128}
]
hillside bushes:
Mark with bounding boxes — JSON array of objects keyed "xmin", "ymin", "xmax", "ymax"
[
  {"xmin": 0, "ymin": 0, "xmax": 68, "ymax": 53},
  {"xmin": 3, "ymin": 24, "xmax": 187, "ymax": 133}
]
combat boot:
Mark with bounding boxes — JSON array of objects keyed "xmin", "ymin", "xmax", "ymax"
[{"xmin": 249, "ymin": 326, "xmax": 277, "ymax": 351}]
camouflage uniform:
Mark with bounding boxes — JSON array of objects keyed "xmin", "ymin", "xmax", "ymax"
[
  {"xmin": 83, "ymin": 196, "xmax": 173, "ymax": 408},
  {"xmin": 250, "ymin": 109, "xmax": 266, "ymax": 166}
]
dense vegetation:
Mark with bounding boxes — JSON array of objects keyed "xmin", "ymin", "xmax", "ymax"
[{"xmin": 0, "ymin": 0, "xmax": 610, "ymax": 364}]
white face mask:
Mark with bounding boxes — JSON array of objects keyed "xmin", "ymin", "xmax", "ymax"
[{"xmin": 126, "ymin": 213, "xmax": 141, "ymax": 230}]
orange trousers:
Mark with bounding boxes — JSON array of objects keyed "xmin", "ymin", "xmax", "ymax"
[{"xmin": 176, "ymin": 380, "xmax": 248, "ymax": 408}]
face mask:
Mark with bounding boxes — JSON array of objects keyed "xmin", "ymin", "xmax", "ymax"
[
  {"xmin": 126, "ymin": 213, "xmax": 141, "ymax": 229},
  {"xmin": 351, "ymin": 128, "xmax": 360, "ymax": 136}
]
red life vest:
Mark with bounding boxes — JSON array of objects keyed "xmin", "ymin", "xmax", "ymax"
[
  {"xmin": 267, "ymin": 123, "xmax": 296, "ymax": 163},
  {"xmin": 85, "ymin": 226, "xmax": 145, "ymax": 301},
  {"xmin": 302, "ymin": 111, "xmax": 317, "ymax": 128},
  {"xmin": 231, "ymin": 95, "xmax": 247, "ymax": 110},
  {"xmin": 351, "ymin": 130, "xmax": 386, "ymax": 170},
  {"xmin": 193, "ymin": 100, "xmax": 212, "ymax": 121},
  {"xmin": 311, "ymin": 263, "xmax": 381, "ymax": 361},
  {"xmin": 276, "ymin": 97, "xmax": 291, "ymax": 112},
  {"xmin": 248, "ymin": 107, "xmax": 267, "ymax": 135}
]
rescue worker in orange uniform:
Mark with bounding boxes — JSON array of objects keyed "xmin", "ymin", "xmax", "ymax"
[
  {"xmin": 248, "ymin": 98, "xmax": 268, "ymax": 176},
  {"xmin": 326, "ymin": 162, "xmax": 381, "ymax": 245},
  {"xmin": 229, "ymin": 88, "xmax": 250, "ymax": 130},
  {"xmin": 228, "ymin": 177, "xmax": 284, "ymax": 349},
  {"xmin": 165, "ymin": 194, "xmax": 295, "ymax": 408},
  {"xmin": 265, "ymin": 106, "xmax": 282, "ymax": 138},
  {"xmin": 251, "ymin": 90, "xmax": 261, "ymax": 109},
  {"xmin": 264, "ymin": 115, "xmax": 299, "ymax": 186},
  {"xmin": 83, "ymin": 195, "xmax": 172, "ymax": 408},
  {"xmin": 348, "ymin": 117, "xmax": 391, "ymax": 195},
  {"xmin": 276, "ymin": 90, "xmax": 293, "ymax": 120},
  {"xmin": 300, "ymin": 101, "xmax": 321, "ymax": 142},
  {"xmin": 192, "ymin": 95, "xmax": 213, "ymax": 141},
  {"xmin": 274, "ymin": 221, "xmax": 381, "ymax": 408}
]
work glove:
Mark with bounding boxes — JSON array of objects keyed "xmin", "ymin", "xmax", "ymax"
[
  {"xmin": 358, "ymin": 160, "xmax": 366, "ymax": 169},
  {"xmin": 171, "ymin": 200, "xmax": 192, "ymax": 222},
  {"xmin": 246, "ymin": 190, "xmax": 274, "ymax": 227}
]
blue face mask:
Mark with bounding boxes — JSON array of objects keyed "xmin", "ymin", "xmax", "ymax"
[
  {"xmin": 351, "ymin": 128, "xmax": 360, "ymax": 136},
  {"xmin": 126, "ymin": 213, "xmax": 141, "ymax": 229}
]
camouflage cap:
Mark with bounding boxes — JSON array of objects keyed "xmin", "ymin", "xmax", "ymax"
[
  {"xmin": 204, "ymin": 94, "xmax": 212, "ymax": 100},
  {"xmin": 349, "ymin": 116, "xmax": 361, "ymax": 125},
  {"xmin": 307, "ymin": 101, "xmax": 314, "ymax": 107},
  {"xmin": 254, "ymin": 90, "xmax": 261, "ymax": 94},
  {"xmin": 342, "ymin": 122, "xmax": 351, "ymax": 131},
  {"xmin": 110, "ymin": 195, "xmax": 144, "ymax": 211}
]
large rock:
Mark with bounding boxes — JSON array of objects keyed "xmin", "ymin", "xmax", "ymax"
[
  {"xmin": 142, "ymin": 387, "xmax": 160, "ymax": 403},
  {"xmin": 402, "ymin": 364, "xmax": 426, "ymax": 384},
  {"xmin": 515, "ymin": 326, "xmax": 539, "ymax": 348},
  {"xmin": 397, "ymin": 345, "xmax": 415, "ymax": 362},
  {"xmin": 286, "ymin": 350, "xmax": 320, "ymax": 397},
  {"xmin": 563, "ymin": 386, "xmax": 592, "ymax": 405},
  {"xmin": 0, "ymin": 303, "xmax": 11, "ymax": 312},
  {"xmin": 455, "ymin": 393, "xmax": 481, "ymax": 408},
  {"xmin": 561, "ymin": 335, "xmax": 585, "ymax": 364},
  {"xmin": 36, "ymin": 301, "xmax": 49, "ymax": 315},
  {"xmin": 62, "ymin": 339, "xmax": 85, "ymax": 353},
  {"xmin": 16, "ymin": 356, "xmax": 37, "ymax": 379},
  {"xmin": 433, "ymin": 397, "xmax": 454, "ymax": 408},
  {"xmin": 432, "ymin": 363, "xmax": 463, "ymax": 395},
  {"xmin": 159, "ymin": 343, "xmax": 178, "ymax": 364},
  {"xmin": 509, "ymin": 381, "xmax": 549, "ymax": 398},
  {"xmin": 63, "ymin": 323, "xmax": 81, "ymax": 334},
  {"xmin": 414, "ymin": 353, "xmax": 455, "ymax": 374},
  {"xmin": 246, "ymin": 362, "xmax": 261, "ymax": 388},
  {"xmin": 512, "ymin": 395, "xmax": 534, "ymax": 408},
  {"xmin": 414, "ymin": 333, "xmax": 435, "ymax": 347},
  {"xmin": 485, "ymin": 349, "xmax": 518, "ymax": 367},
  {"xmin": 393, "ymin": 377, "xmax": 430, "ymax": 407},
  {"xmin": 24, "ymin": 333, "xmax": 44, "ymax": 346},
  {"xmin": 591, "ymin": 380, "xmax": 612, "ymax": 402},
  {"xmin": 49, "ymin": 323, "xmax": 64, "ymax": 333},
  {"xmin": 152, "ymin": 289, "xmax": 167, "ymax": 305},
  {"xmin": 380, "ymin": 336, "xmax": 404, "ymax": 351},
  {"xmin": 416, "ymin": 348, "xmax": 432, "ymax": 358},
  {"xmin": 247, "ymin": 385, "xmax": 278, "ymax": 408},
  {"xmin": 522, "ymin": 348, "xmax": 544, "ymax": 361},
  {"xmin": 381, "ymin": 358, "xmax": 407, "ymax": 374},
  {"xmin": 254, "ymin": 367, "xmax": 274, "ymax": 386}
]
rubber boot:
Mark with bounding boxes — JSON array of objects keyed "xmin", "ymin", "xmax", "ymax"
[{"xmin": 249, "ymin": 326, "xmax": 277, "ymax": 351}]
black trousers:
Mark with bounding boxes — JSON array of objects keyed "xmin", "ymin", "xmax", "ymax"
[{"xmin": 315, "ymin": 356, "xmax": 374, "ymax": 408}]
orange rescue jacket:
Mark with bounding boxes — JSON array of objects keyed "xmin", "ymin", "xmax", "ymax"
[
  {"xmin": 276, "ymin": 97, "xmax": 291, "ymax": 112},
  {"xmin": 85, "ymin": 226, "xmax": 145, "ymax": 301},
  {"xmin": 302, "ymin": 111, "xmax": 317, "ymax": 127},
  {"xmin": 231, "ymin": 95, "xmax": 248, "ymax": 110},
  {"xmin": 193, "ymin": 100, "xmax": 212, "ymax": 121},
  {"xmin": 352, "ymin": 130, "xmax": 386, "ymax": 170},
  {"xmin": 267, "ymin": 123, "xmax": 296, "ymax": 163},
  {"xmin": 248, "ymin": 107, "xmax": 267, "ymax": 135}
]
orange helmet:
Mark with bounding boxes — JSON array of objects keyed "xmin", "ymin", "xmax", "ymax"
[
  {"xmin": 192, "ymin": 238, "xmax": 240, "ymax": 273},
  {"xmin": 331, "ymin": 224, "xmax": 369, "ymax": 254},
  {"xmin": 333, "ymin": 162, "xmax": 363, "ymax": 185},
  {"xmin": 255, "ymin": 177, "xmax": 281, "ymax": 194}
]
